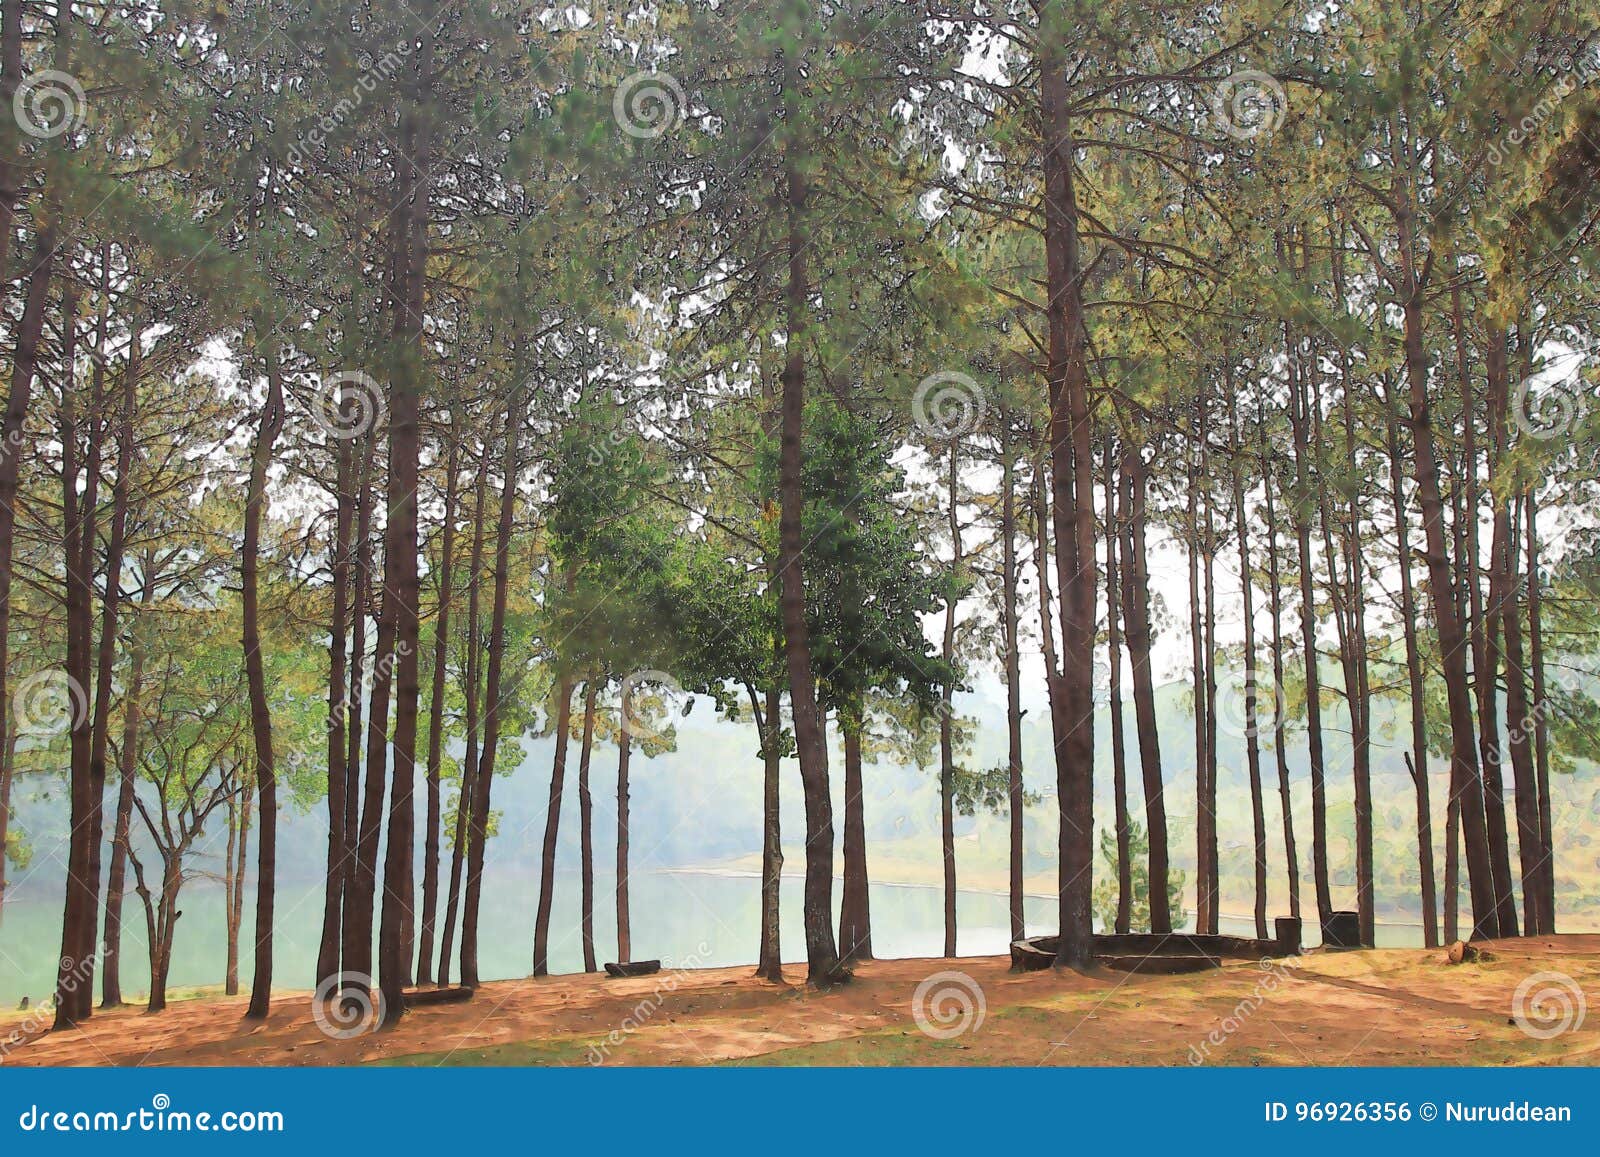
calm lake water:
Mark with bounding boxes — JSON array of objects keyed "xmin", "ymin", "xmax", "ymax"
[
  {"xmin": 0, "ymin": 870, "xmax": 1061, "ymax": 1006},
  {"xmin": 0, "ymin": 866, "xmax": 1434, "ymax": 1007}
]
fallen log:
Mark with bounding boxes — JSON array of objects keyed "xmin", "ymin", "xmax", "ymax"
[{"xmin": 604, "ymin": 959, "xmax": 662, "ymax": 978}]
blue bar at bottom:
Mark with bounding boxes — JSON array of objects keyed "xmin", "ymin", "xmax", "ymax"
[{"xmin": 0, "ymin": 1066, "xmax": 1593, "ymax": 1154}]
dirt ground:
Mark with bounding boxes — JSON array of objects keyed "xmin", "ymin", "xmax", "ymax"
[{"xmin": 4, "ymin": 936, "xmax": 1598, "ymax": 1068}]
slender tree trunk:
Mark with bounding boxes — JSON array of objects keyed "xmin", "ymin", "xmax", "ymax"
[
  {"xmin": 940, "ymin": 442, "xmax": 960, "ymax": 958},
  {"xmin": 777, "ymin": 47, "xmax": 842, "ymax": 985},
  {"xmin": 99, "ymin": 611, "xmax": 148, "ymax": 1011},
  {"xmin": 1038, "ymin": 8, "xmax": 1096, "ymax": 967},
  {"xmin": 1315, "ymin": 393, "xmax": 1366, "ymax": 941},
  {"xmin": 74, "ymin": 270, "xmax": 117, "ymax": 1014},
  {"xmin": 377, "ymin": 21, "xmax": 435, "ymax": 1020},
  {"xmin": 1104, "ymin": 437, "xmax": 1131, "ymax": 934},
  {"xmin": 316, "ymin": 419, "xmax": 355, "ymax": 987},
  {"xmin": 1386, "ymin": 407, "xmax": 1438, "ymax": 947},
  {"xmin": 1186, "ymin": 451, "xmax": 1209, "ymax": 934},
  {"xmin": 1228, "ymin": 388, "xmax": 1268, "ymax": 940},
  {"xmin": 754, "ymin": 369, "xmax": 784, "ymax": 983},
  {"xmin": 438, "ymin": 459, "xmax": 488, "ymax": 985},
  {"xmin": 1261, "ymin": 438, "xmax": 1300, "ymax": 921},
  {"xmin": 531, "ymin": 677, "xmax": 574, "ymax": 976},
  {"xmin": 1525, "ymin": 490, "xmax": 1555, "ymax": 934},
  {"xmin": 225, "ymin": 793, "xmax": 249, "ymax": 996},
  {"xmin": 0, "ymin": 222, "xmax": 59, "ymax": 835},
  {"xmin": 101, "ymin": 569, "xmax": 151, "ymax": 1006},
  {"xmin": 1120, "ymin": 448, "xmax": 1170, "ymax": 931},
  {"xmin": 416, "ymin": 440, "xmax": 460, "ymax": 985},
  {"xmin": 1502, "ymin": 496, "xmax": 1544, "ymax": 935},
  {"xmin": 1287, "ymin": 321, "xmax": 1333, "ymax": 929},
  {"xmin": 1200, "ymin": 403, "xmax": 1220, "ymax": 935},
  {"xmin": 616, "ymin": 722, "xmax": 633, "ymax": 966},
  {"xmin": 755, "ymin": 685, "xmax": 783, "ymax": 981},
  {"xmin": 339, "ymin": 444, "xmax": 375, "ymax": 977},
  {"xmin": 838, "ymin": 708, "xmax": 873, "ymax": 962},
  {"xmin": 1001, "ymin": 415, "xmax": 1026, "ymax": 942},
  {"xmin": 347, "ymin": 491, "xmax": 399, "ymax": 998},
  {"xmin": 243, "ymin": 345, "xmax": 286, "ymax": 1020},
  {"xmin": 1327, "ymin": 246, "xmax": 1375, "ymax": 945},
  {"xmin": 576, "ymin": 679, "xmax": 599, "ymax": 973},
  {"xmin": 1397, "ymin": 234, "xmax": 1498, "ymax": 935},
  {"xmin": 461, "ymin": 383, "xmax": 522, "ymax": 988},
  {"xmin": 55, "ymin": 286, "xmax": 98, "ymax": 1028},
  {"xmin": 1475, "ymin": 328, "xmax": 1518, "ymax": 936}
]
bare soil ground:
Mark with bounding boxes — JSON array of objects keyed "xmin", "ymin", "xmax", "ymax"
[{"xmin": 4, "ymin": 936, "xmax": 1598, "ymax": 1068}]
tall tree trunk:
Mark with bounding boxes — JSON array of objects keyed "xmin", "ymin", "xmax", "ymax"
[
  {"xmin": 1500, "ymin": 493, "xmax": 1542, "ymax": 934},
  {"xmin": 377, "ymin": 20, "xmax": 435, "ymax": 1020},
  {"xmin": 243, "ymin": 345, "xmax": 286, "ymax": 1020},
  {"xmin": 1002, "ymin": 414, "xmax": 1026, "ymax": 942},
  {"xmin": 755, "ymin": 685, "xmax": 783, "ymax": 981},
  {"xmin": 1328, "ymin": 245, "xmax": 1375, "ymax": 945},
  {"xmin": 616, "ymin": 722, "xmax": 634, "ymax": 966},
  {"xmin": 576, "ymin": 679, "xmax": 599, "ymax": 974},
  {"xmin": 1120, "ymin": 447, "xmax": 1170, "ymax": 931},
  {"xmin": 1396, "ymin": 225, "xmax": 1498, "ymax": 936},
  {"xmin": 940, "ymin": 442, "xmax": 960, "ymax": 958},
  {"xmin": 754, "ymin": 365, "xmax": 784, "ymax": 983},
  {"xmin": 224, "ymin": 801, "xmax": 237, "ymax": 993},
  {"xmin": 776, "ymin": 44, "xmax": 842, "ymax": 985},
  {"xmin": 71, "ymin": 269, "xmax": 114, "ymax": 1017},
  {"xmin": 530, "ymin": 676, "xmax": 574, "ymax": 976},
  {"xmin": 1525, "ymin": 490, "xmax": 1555, "ymax": 934},
  {"xmin": 1199, "ymin": 402, "xmax": 1220, "ymax": 935},
  {"xmin": 339, "ymin": 443, "xmax": 376, "ymax": 978},
  {"xmin": 1386, "ymin": 406, "xmax": 1438, "ymax": 947},
  {"xmin": 416, "ymin": 439, "xmax": 460, "ymax": 985},
  {"xmin": 437, "ymin": 458, "xmax": 487, "ymax": 986},
  {"xmin": 1261, "ymin": 435, "xmax": 1300, "ymax": 921},
  {"xmin": 1104, "ymin": 437, "xmax": 1131, "ymax": 934},
  {"xmin": 1038, "ymin": 6, "xmax": 1096, "ymax": 967},
  {"xmin": 461, "ymin": 382, "xmax": 522, "ymax": 988},
  {"xmin": 1287, "ymin": 319, "xmax": 1333, "ymax": 929},
  {"xmin": 88, "ymin": 319, "xmax": 137, "ymax": 1004},
  {"xmin": 316, "ymin": 416, "xmax": 356, "ymax": 987},
  {"xmin": 1228, "ymin": 387, "xmax": 1268, "ymax": 940},
  {"xmin": 1186, "ymin": 451, "xmax": 1209, "ymax": 933},
  {"xmin": 55, "ymin": 285, "xmax": 98, "ymax": 1026},
  {"xmin": 0, "ymin": 222, "xmax": 57, "ymax": 891},
  {"xmin": 101, "ymin": 567, "xmax": 152, "ymax": 1006},
  {"xmin": 838, "ymin": 707, "xmax": 873, "ymax": 962},
  {"xmin": 1475, "ymin": 328, "xmax": 1518, "ymax": 936}
]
